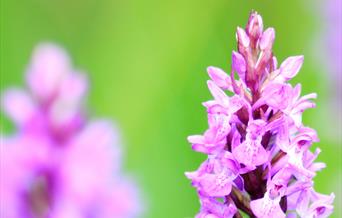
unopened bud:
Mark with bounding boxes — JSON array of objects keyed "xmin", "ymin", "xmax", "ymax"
[
  {"xmin": 259, "ymin": 28, "xmax": 275, "ymax": 50},
  {"xmin": 232, "ymin": 51, "xmax": 247, "ymax": 81},
  {"xmin": 246, "ymin": 11, "xmax": 263, "ymax": 40},
  {"xmin": 236, "ymin": 27, "xmax": 250, "ymax": 48}
]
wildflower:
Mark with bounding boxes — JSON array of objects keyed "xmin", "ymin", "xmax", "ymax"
[
  {"xmin": 186, "ymin": 11, "xmax": 334, "ymax": 217},
  {"xmin": 0, "ymin": 43, "xmax": 141, "ymax": 218},
  {"xmin": 195, "ymin": 196, "xmax": 237, "ymax": 218}
]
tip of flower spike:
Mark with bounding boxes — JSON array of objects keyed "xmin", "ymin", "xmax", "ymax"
[
  {"xmin": 246, "ymin": 11, "xmax": 263, "ymax": 40},
  {"xmin": 27, "ymin": 43, "xmax": 72, "ymax": 101}
]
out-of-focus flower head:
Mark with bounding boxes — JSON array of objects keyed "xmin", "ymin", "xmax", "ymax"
[
  {"xmin": 319, "ymin": 0, "xmax": 342, "ymax": 82},
  {"xmin": 0, "ymin": 43, "xmax": 141, "ymax": 218},
  {"xmin": 186, "ymin": 11, "xmax": 334, "ymax": 218},
  {"xmin": 314, "ymin": 0, "xmax": 342, "ymax": 146}
]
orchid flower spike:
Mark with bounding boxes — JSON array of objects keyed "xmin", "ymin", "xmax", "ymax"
[{"xmin": 186, "ymin": 11, "xmax": 334, "ymax": 218}]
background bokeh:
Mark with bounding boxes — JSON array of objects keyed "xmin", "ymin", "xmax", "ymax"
[{"xmin": 1, "ymin": 0, "xmax": 341, "ymax": 217}]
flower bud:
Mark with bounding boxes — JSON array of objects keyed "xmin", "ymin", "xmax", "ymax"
[
  {"xmin": 246, "ymin": 11, "xmax": 263, "ymax": 41},
  {"xmin": 236, "ymin": 27, "xmax": 250, "ymax": 48},
  {"xmin": 186, "ymin": 11, "xmax": 334, "ymax": 218},
  {"xmin": 232, "ymin": 51, "xmax": 246, "ymax": 81},
  {"xmin": 259, "ymin": 28, "xmax": 275, "ymax": 51}
]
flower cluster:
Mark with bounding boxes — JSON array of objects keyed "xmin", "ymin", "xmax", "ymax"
[
  {"xmin": 186, "ymin": 12, "xmax": 334, "ymax": 218},
  {"xmin": 0, "ymin": 44, "xmax": 141, "ymax": 218}
]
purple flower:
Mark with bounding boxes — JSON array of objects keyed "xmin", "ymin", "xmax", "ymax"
[
  {"xmin": 0, "ymin": 43, "xmax": 142, "ymax": 218},
  {"xmin": 185, "ymin": 152, "xmax": 240, "ymax": 197},
  {"xmin": 186, "ymin": 11, "xmax": 334, "ymax": 217},
  {"xmin": 250, "ymin": 179, "xmax": 286, "ymax": 218},
  {"xmin": 195, "ymin": 196, "xmax": 237, "ymax": 218},
  {"xmin": 232, "ymin": 119, "xmax": 273, "ymax": 169},
  {"xmin": 287, "ymin": 187, "xmax": 335, "ymax": 218}
]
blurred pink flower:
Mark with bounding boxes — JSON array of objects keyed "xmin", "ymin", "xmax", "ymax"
[
  {"xmin": 320, "ymin": 0, "xmax": 342, "ymax": 81},
  {"xmin": 0, "ymin": 43, "xmax": 141, "ymax": 218}
]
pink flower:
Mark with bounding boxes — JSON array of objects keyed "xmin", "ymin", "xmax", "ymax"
[
  {"xmin": 0, "ymin": 43, "xmax": 142, "ymax": 218},
  {"xmin": 196, "ymin": 196, "xmax": 237, "ymax": 218},
  {"xmin": 250, "ymin": 180, "xmax": 286, "ymax": 218},
  {"xmin": 186, "ymin": 11, "xmax": 334, "ymax": 217},
  {"xmin": 185, "ymin": 152, "xmax": 239, "ymax": 197}
]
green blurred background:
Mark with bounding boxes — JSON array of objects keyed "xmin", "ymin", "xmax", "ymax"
[{"xmin": 1, "ymin": 0, "xmax": 341, "ymax": 217}]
